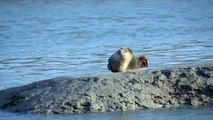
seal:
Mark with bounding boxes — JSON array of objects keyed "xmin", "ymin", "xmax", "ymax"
[{"xmin": 107, "ymin": 47, "xmax": 148, "ymax": 72}]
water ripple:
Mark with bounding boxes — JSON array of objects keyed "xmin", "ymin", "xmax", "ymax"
[{"xmin": 0, "ymin": 0, "xmax": 213, "ymax": 91}]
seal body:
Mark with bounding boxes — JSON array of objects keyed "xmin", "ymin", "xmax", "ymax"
[{"xmin": 107, "ymin": 48, "xmax": 148, "ymax": 72}]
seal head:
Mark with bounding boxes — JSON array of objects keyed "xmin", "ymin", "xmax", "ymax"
[{"xmin": 107, "ymin": 48, "xmax": 148, "ymax": 72}]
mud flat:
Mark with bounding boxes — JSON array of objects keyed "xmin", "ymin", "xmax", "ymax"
[{"xmin": 0, "ymin": 61, "xmax": 212, "ymax": 114}]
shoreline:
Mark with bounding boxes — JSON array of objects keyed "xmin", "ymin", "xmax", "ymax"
[{"xmin": 0, "ymin": 61, "xmax": 212, "ymax": 114}]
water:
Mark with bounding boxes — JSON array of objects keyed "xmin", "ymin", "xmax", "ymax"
[
  {"xmin": 0, "ymin": 107, "xmax": 213, "ymax": 120},
  {"xmin": 0, "ymin": 0, "xmax": 213, "ymax": 119}
]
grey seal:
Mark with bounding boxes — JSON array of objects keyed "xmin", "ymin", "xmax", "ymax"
[{"xmin": 107, "ymin": 48, "xmax": 148, "ymax": 72}]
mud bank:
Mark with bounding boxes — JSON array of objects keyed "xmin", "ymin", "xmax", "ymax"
[{"xmin": 0, "ymin": 62, "xmax": 212, "ymax": 114}]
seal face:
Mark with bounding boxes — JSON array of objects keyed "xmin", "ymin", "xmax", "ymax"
[{"xmin": 107, "ymin": 48, "xmax": 148, "ymax": 72}]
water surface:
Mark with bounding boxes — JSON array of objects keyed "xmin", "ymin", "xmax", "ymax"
[
  {"xmin": 0, "ymin": 107, "xmax": 213, "ymax": 120},
  {"xmin": 0, "ymin": 0, "xmax": 213, "ymax": 119},
  {"xmin": 0, "ymin": 0, "xmax": 213, "ymax": 89}
]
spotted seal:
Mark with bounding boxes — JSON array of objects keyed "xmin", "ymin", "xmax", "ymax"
[{"xmin": 107, "ymin": 47, "xmax": 148, "ymax": 72}]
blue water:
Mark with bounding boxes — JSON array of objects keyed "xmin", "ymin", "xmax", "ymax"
[
  {"xmin": 0, "ymin": 0, "xmax": 213, "ymax": 119},
  {"xmin": 0, "ymin": 107, "xmax": 213, "ymax": 120}
]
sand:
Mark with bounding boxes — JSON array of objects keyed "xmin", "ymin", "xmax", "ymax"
[{"xmin": 0, "ymin": 61, "xmax": 212, "ymax": 114}]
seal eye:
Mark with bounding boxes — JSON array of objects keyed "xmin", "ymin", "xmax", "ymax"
[{"xmin": 120, "ymin": 48, "xmax": 132, "ymax": 53}]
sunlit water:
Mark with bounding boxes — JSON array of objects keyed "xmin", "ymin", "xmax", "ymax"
[{"xmin": 0, "ymin": 0, "xmax": 213, "ymax": 119}]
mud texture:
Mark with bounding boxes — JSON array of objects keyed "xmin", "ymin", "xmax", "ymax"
[{"xmin": 0, "ymin": 62, "xmax": 212, "ymax": 114}]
